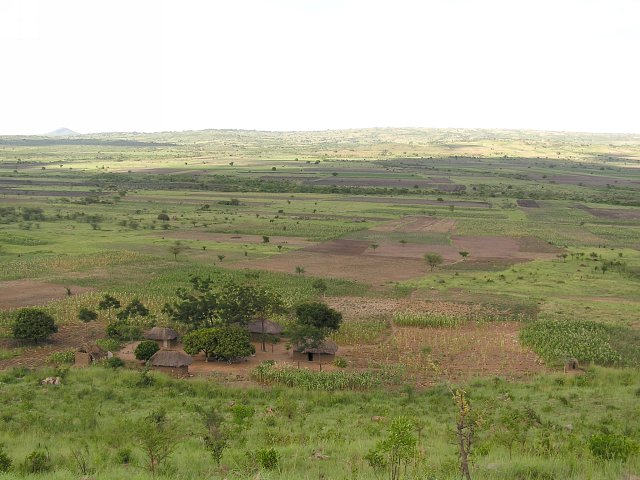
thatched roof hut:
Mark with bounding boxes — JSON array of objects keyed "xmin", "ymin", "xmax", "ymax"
[
  {"xmin": 247, "ymin": 319, "xmax": 284, "ymax": 336},
  {"xmin": 293, "ymin": 339, "xmax": 338, "ymax": 362},
  {"xmin": 144, "ymin": 327, "xmax": 179, "ymax": 348},
  {"xmin": 149, "ymin": 350, "xmax": 193, "ymax": 376},
  {"xmin": 149, "ymin": 350, "xmax": 193, "ymax": 367},
  {"xmin": 301, "ymin": 340, "xmax": 338, "ymax": 355}
]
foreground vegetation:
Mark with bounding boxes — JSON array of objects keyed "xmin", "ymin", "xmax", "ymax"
[{"xmin": 0, "ymin": 366, "xmax": 638, "ymax": 479}]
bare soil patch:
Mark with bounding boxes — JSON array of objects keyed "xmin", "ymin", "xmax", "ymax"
[
  {"xmin": 517, "ymin": 199, "xmax": 539, "ymax": 208},
  {"xmin": 0, "ymin": 280, "xmax": 94, "ymax": 310},
  {"xmin": 303, "ymin": 239, "xmax": 370, "ymax": 255}
]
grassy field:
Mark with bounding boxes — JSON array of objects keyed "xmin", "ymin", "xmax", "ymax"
[{"xmin": 0, "ymin": 128, "xmax": 639, "ymax": 478}]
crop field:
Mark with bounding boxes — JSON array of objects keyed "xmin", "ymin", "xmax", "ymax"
[{"xmin": 0, "ymin": 128, "xmax": 639, "ymax": 479}]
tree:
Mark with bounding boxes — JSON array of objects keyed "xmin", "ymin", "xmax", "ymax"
[
  {"xmin": 168, "ymin": 240, "xmax": 188, "ymax": 261},
  {"xmin": 295, "ymin": 266, "xmax": 305, "ymax": 276},
  {"xmin": 287, "ymin": 323, "xmax": 326, "ymax": 352},
  {"xmin": 296, "ymin": 302, "xmax": 342, "ymax": 331},
  {"xmin": 135, "ymin": 340, "xmax": 160, "ymax": 361},
  {"xmin": 370, "ymin": 243, "xmax": 379, "ymax": 253},
  {"xmin": 217, "ymin": 255, "xmax": 225, "ymax": 262},
  {"xmin": 157, "ymin": 213, "xmax": 170, "ymax": 221},
  {"xmin": 116, "ymin": 298, "xmax": 149, "ymax": 321},
  {"xmin": 163, "ymin": 276, "xmax": 284, "ymax": 330},
  {"xmin": 134, "ymin": 409, "xmax": 177, "ymax": 477},
  {"xmin": 459, "ymin": 251, "xmax": 469, "ymax": 260},
  {"xmin": 262, "ymin": 235, "xmax": 270, "ymax": 243},
  {"xmin": 98, "ymin": 294, "xmax": 121, "ymax": 319},
  {"xmin": 424, "ymin": 252, "xmax": 443, "ymax": 272},
  {"xmin": 12, "ymin": 308, "xmax": 57, "ymax": 342},
  {"xmin": 183, "ymin": 328, "xmax": 220, "ymax": 361}
]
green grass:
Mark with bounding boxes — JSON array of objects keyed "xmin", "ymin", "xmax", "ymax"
[{"xmin": 0, "ymin": 366, "xmax": 637, "ymax": 479}]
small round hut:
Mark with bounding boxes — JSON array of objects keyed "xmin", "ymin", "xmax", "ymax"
[
  {"xmin": 293, "ymin": 339, "xmax": 338, "ymax": 362},
  {"xmin": 148, "ymin": 350, "xmax": 193, "ymax": 376},
  {"xmin": 144, "ymin": 327, "xmax": 179, "ymax": 349}
]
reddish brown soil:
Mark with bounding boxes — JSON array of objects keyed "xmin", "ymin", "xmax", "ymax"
[
  {"xmin": 531, "ymin": 173, "xmax": 640, "ymax": 187},
  {"xmin": 259, "ymin": 176, "xmax": 466, "ymax": 191},
  {"xmin": 0, "ymin": 280, "xmax": 94, "ymax": 309},
  {"xmin": 303, "ymin": 239, "xmax": 370, "ymax": 255}
]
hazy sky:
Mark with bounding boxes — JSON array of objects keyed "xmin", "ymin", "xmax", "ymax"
[{"xmin": 1, "ymin": 0, "xmax": 639, "ymax": 135}]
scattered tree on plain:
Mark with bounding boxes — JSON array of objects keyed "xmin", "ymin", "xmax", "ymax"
[
  {"xmin": 424, "ymin": 252, "xmax": 443, "ymax": 272},
  {"xmin": 12, "ymin": 308, "xmax": 57, "ymax": 342}
]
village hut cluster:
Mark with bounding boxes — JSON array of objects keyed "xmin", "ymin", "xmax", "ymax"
[{"xmin": 74, "ymin": 318, "xmax": 339, "ymax": 376}]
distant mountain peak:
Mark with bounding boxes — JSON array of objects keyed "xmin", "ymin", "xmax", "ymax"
[{"xmin": 47, "ymin": 127, "xmax": 79, "ymax": 137}]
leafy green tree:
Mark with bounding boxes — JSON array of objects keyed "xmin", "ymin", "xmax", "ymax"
[
  {"xmin": 183, "ymin": 326, "xmax": 254, "ymax": 361},
  {"xmin": 106, "ymin": 320, "xmax": 142, "ymax": 341},
  {"xmin": 287, "ymin": 323, "xmax": 327, "ymax": 352},
  {"xmin": 168, "ymin": 240, "xmax": 188, "ymax": 261},
  {"xmin": 214, "ymin": 325, "xmax": 255, "ymax": 361},
  {"xmin": 163, "ymin": 276, "xmax": 284, "ymax": 330},
  {"xmin": 458, "ymin": 251, "xmax": 469, "ymax": 260},
  {"xmin": 182, "ymin": 328, "xmax": 220, "ymax": 361},
  {"xmin": 117, "ymin": 298, "xmax": 149, "ymax": 321},
  {"xmin": 98, "ymin": 294, "xmax": 121, "ymax": 319},
  {"xmin": 12, "ymin": 308, "xmax": 57, "ymax": 342},
  {"xmin": 296, "ymin": 302, "xmax": 342, "ymax": 331},
  {"xmin": 424, "ymin": 252, "xmax": 443, "ymax": 272},
  {"xmin": 135, "ymin": 340, "xmax": 160, "ymax": 361}
]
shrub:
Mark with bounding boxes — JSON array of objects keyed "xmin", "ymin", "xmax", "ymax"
[
  {"xmin": 588, "ymin": 433, "xmax": 638, "ymax": 461},
  {"xmin": 96, "ymin": 338, "xmax": 122, "ymax": 352},
  {"xmin": 22, "ymin": 450, "xmax": 52, "ymax": 474},
  {"xmin": 47, "ymin": 350, "xmax": 75, "ymax": 365},
  {"xmin": 78, "ymin": 308, "xmax": 98, "ymax": 323},
  {"xmin": 105, "ymin": 357, "xmax": 125, "ymax": 369},
  {"xmin": 256, "ymin": 447, "xmax": 279, "ymax": 471},
  {"xmin": 115, "ymin": 447, "xmax": 133, "ymax": 465},
  {"xmin": 334, "ymin": 357, "xmax": 347, "ymax": 368},
  {"xmin": 0, "ymin": 444, "xmax": 12, "ymax": 473},
  {"xmin": 12, "ymin": 308, "xmax": 57, "ymax": 342},
  {"xmin": 135, "ymin": 341, "xmax": 160, "ymax": 361}
]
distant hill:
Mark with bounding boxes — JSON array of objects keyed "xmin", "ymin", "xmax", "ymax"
[{"xmin": 47, "ymin": 127, "xmax": 79, "ymax": 137}]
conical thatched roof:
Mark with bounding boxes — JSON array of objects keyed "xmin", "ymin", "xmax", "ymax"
[
  {"xmin": 246, "ymin": 319, "xmax": 284, "ymax": 335},
  {"xmin": 144, "ymin": 327, "xmax": 179, "ymax": 341},
  {"xmin": 149, "ymin": 350, "xmax": 193, "ymax": 367},
  {"xmin": 301, "ymin": 339, "xmax": 338, "ymax": 355}
]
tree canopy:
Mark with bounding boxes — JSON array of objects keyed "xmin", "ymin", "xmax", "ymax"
[
  {"xmin": 183, "ymin": 326, "xmax": 255, "ymax": 361},
  {"xmin": 163, "ymin": 276, "xmax": 284, "ymax": 330},
  {"xmin": 12, "ymin": 308, "xmax": 57, "ymax": 342}
]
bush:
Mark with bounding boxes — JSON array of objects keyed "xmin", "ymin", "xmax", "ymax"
[
  {"xmin": 22, "ymin": 450, "xmax": 52, "ymax": 474},
  {"xmin": 334, "ymin": 357, "xmax": 347, "ymax": 368},
  {"xmin": 12, "ymin": 308, "xmax": 57, "ymax": 342},
  {"xmin": 115, "ymin": 447, "xmax": 133, "ymax": 464},
  {"xmin": 78, "ymin": 308, "xmax": 98, "ymax": 323},
  {"xmin": 105, "ymin": 357, "xmax": 125, "ymax": 369},
  {"xmin": 0, "ymin": 444, "xmax": 12, "ymax": 473},
  {"xmin": 96, "ymin": 338, "xmax": 122, "ymax": 352},
  {"xmin": 256, "ymin": 447, "xmax": 279, "ymax": 471},
  {"xmin": 183, "ymin": 326, "xmax": 255, "ymax": 361},
  {"xmin": 135, "ymin": 341, "xmax": 160, "ymax": 361},
  {"xmin": 47, "ymin": 350, "xmax": 75, "ymax": 365},
  {"xmin": 588, "ymin": 433, "xmax": 638, "ymax": 461}
]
